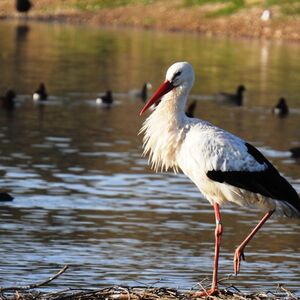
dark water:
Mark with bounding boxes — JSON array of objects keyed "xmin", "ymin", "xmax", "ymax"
[{"xmin": 0, "ymin": 20, "xmax": 299, "ymax": 294}]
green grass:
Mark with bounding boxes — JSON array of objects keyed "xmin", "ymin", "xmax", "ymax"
[
  {"xmin": 265, "ymin": 0, "xmax": 300, "ymax": 4},
  {"xmin": 184, "ymin": 0, "xmax": 243, "ymax": 6},
  {"xmin": 183, "ymin": 0, "xmax": 246, "ymax": 17},
  {"xmin": 208, "ymin": 0, "xmax": 245, "ymax": 17},
  {"xmin": 183, "ymin": 0, "xmax": 300, "ymax": 17},
  {"xmin": 281, "ymin": 4, "xmax": 300, "ymax": 15},
  {"xmin": 72, "ymin": 0, "xmax": 152, "ymax": 11},
  {"xmin": 265, "ymin": 0, "xmax": 300, "ymax": 16},
  {"xmin": 184, "ymin": 0, "xmax": 226, "ymax": 4},
  {"xmin": 51, "ymin": 0, "xmax": 300, "ymax": 17}
]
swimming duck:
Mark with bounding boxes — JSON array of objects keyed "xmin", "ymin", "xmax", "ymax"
[
  {"xmin": 216, "ymin": 85, "xmax": 246, "ymax": 106},
  {"xmin": 1, "ymin": 89, "xmax": 16, "ymax": 111},
  {"xmin": 290, "ymin": 147, "xmax": 300, "ymax": 158},
  {"xmin": 96, "ymin": 90, "xmax": 113, "ymax": 108},
  {"xmin": 141, "ymin": 82, "xmax": 152, "ymax": 102},
  {"xmin": 272, "ymin": 97, "xmax": 289, "ymax": 117},
  {"xmin": 33, "ymin": 83, "xmax": 48, "ymax": 102},
  {"xmin": 185, "ymin": 100, "xmax": 197, "ymax": 118}
]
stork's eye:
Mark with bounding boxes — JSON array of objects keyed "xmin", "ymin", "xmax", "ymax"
[
  {"xmin": 174, "ymin": 71, "xmax": 181, "ymax": 78},
  {"xmin": 172, "ymin": 71, "xmax": 182, "ymax": 85}
]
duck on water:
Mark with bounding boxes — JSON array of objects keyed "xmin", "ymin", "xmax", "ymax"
[
  {"xmin": 1, "ymin": 89, "xmax": 16, "ymax": 111},
  {"xmin": 96, "ymin": 90, "xmax": 114, "ymax": 108},
  {"xmin": 272, "ymin": 97, "xmax": 289, "ymax": 117},
  {"xmin": 33, "ymin": 82, "xmax": 48, "ymax": 102},
  {"xmin": 215, "ymin": 85, "xmax": 246, "ymax": 106}
]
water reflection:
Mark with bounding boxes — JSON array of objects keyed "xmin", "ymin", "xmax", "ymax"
[
  {"xmin": 0, "ymin": 20, "xmax": 299, "ymax": 293},
  {"xmin": 15, "ymin": 24, "xmax": 30, "ymax": 41}
]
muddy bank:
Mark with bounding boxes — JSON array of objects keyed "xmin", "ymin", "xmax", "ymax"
[{"xmin": 0, "ymin": 2, "xmax": 300, "ymax": 41}]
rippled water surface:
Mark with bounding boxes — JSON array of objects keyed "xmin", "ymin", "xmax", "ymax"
[{"xmin": 0, "ymin": 20, "xmax": 299, "ymax": 294}]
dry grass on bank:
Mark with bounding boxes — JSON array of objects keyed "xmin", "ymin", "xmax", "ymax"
[{"xmin": 0, "ymin": 266, "xmax": 298, "ymax": 300}]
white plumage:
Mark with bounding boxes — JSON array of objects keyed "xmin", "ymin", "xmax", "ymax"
[
  {"xmin": 140, "ymin": 62, "xmax": 298, "ymax": 216},
  {"xmin": 139, "ymin": 62, "xmax": 300, "ymax": 295}
]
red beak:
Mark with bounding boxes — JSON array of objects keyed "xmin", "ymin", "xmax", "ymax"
[{"xmin": 140, "ymin": 80, "xmax": 174, "ymax": 115}]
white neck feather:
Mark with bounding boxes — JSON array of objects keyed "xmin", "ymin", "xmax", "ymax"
[{"xmin": 140, "ymin": 86, "xmax": 190, "ymax": 173}]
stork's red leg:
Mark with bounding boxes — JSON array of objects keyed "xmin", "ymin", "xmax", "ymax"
[
  {"xmin": 211, "ymin": 202, "xmax": 222, "ymax": 292},
  {"xmin": 234, "ymin": 210, "xmax": 274, "ymax": 275},
  {"xmin": 193, "ymin": 203, "xmax": 223, "ymax": 297}
]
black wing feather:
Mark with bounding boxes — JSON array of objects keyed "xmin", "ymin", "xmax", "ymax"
[{"xmin": 207, "ymin": 143, "xmax": 300, "ymax": 213}]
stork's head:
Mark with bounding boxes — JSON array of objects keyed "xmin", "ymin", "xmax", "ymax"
[{"xmin": 140, "ymin": 62, "xmax": 195, "ymax": 115}]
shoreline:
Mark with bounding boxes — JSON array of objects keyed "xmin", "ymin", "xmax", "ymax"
[{"xmin": 1, "ymin": 2, "xmax": 300, "ymax": 42}]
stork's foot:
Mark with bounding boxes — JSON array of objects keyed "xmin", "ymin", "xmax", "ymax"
[
  {"xmin": 234, "ymin": 246, "xmax": 246, "ymax": 275},
  {"xmin": 192, "ymin": 288, "xmax": 220, "ymax": 297}
]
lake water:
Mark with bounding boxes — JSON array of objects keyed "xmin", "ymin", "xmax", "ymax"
[{"xmin": 0, "ymin": 20, "xmax": 299, "ymax": 295}]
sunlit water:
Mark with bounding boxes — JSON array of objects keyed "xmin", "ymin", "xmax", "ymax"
[{"xmin": 0, "ymin": 20, "xmax": 299, "ymax": 294}]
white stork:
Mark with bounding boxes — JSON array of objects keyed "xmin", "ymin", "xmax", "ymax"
[{"xmin": 139, "ymin": 62, "xmax": 300, "ymax": 296}]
